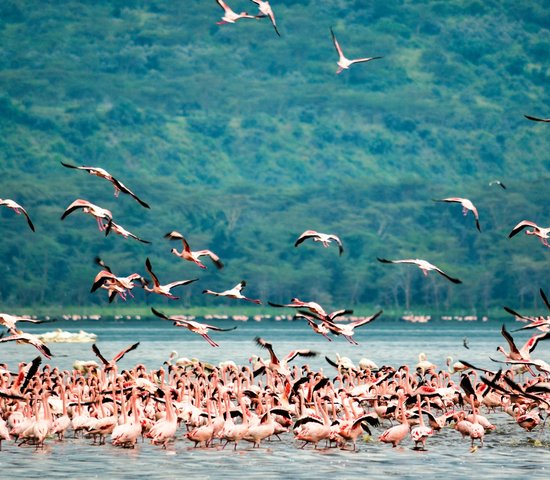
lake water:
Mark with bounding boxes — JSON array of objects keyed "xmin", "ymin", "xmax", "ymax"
[{"xmin": 2, "ymin": 315, "xmax": 550, "ymax": 479}]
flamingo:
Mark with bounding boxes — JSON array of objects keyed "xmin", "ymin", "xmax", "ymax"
[
  {"xmin": 203, "ymin": 280, "xmax": 261, "ymax": 304},
  {"xmin": 311, "ymin": 310, "xmax": 382, "ymax": 345},
  {"xmin": 151, "ymin": 308, "xmax": 237, "ymax": 347},
  {"xmin": 60, "ymin": 161, "xmax": 150, "ymax": 208},
  {"xmin": 330, "ymin": 27, "xmax": 382, "ymax": 74},
  {"xmin": 293, "ymin": 312, "xmax": 333, "ymax": 341},
  {"xmin": 254, "ymin": 337, "xmax": 317, "ymax": 377},
  {"xmin": 0, "ymin": 332, "xmax": 53, "ymax": 358},
  {"xmin": 91, "ymin": 342, "xmax": 140, "ymax": 371},
  {"xmin": 294, "ymin": 393, "xmax": 332, "ymax": 448},
  {"xmin": 105, "ymin": 219, "xmax": 151, "ymax": 243},
  {"xmin": 0, "ymin": 199, "xmax": 35, "ymax": 231},
  {"xmin": 143, "ymin": 257, "xmax": 199, "ymax": 299},
  {"xmin": 379, "ymin": 394, "xmax": 409, "ymax": 447},
  {"xmin": 524, "ymin": 114, "xmax": 550, "ymax": 122},
  {"xmin": 377, "ymin": 257, "xmax": 462, "ymax": 284},
  {"xmin": 147, "ymin": 388, "xmax": 178, "ymax": 448},
  {"xmin": 467, "ymin": 395, "xmax": 485, "ymax": 448},
  {"xmin": 489, "ymin": 180, "xmax": 506, "ymax": 189},
  {"xmin": 294, "ymin": 230, "xmax": 344, "ymax": 255},
  {"xmin": 61, "ymin": 199, "xmax": 113, "ymax": 231},
  {"xmin": 216, "ymin": 0, "xmax": 259, "ymax": 25},
  {"xmin": 164, "ymin": 231, "xmax": 223, "ymax": 269},
  {"xmin": 433, "ymin": 197, "xmax": 481, "ymax": 232},
  {"xmin": 496, "ymin": 324, "xmax": 550, "ymax": 362},
  {"xmin": 250, "ymin": 0, "xmax": 280, "ymax": 36},
  {"xmin": 508, "ymin": 220, "xmax": 550, "ymax": 247},
  {"xmin": 0, "ymin": 313, "xmax": 54, "ymax": 335},
  {"xmin": 410, "ymin": 395, "xmax": 434, "ymax": 450}
]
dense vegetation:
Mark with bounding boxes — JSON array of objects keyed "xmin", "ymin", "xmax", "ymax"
[{"xmin": 0, "ymin": 0, "xmax": 548, "ymax": 315}]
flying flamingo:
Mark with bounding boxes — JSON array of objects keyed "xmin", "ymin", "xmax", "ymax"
[
  {"xmin": 254, "ymin": 337, "xmax": 317, "ymax": 377},
  {"xmin": 0, "ymin": 332, "xmax": 53, "ymax": 358},
  {"xmin": 293, "ymin": 312, "xmax": 333, "ymax": 341},
  {"xmin": 433, "ymin": 197, "xmax": 481, "ymax": 232},
  {"xmin": 61, "ymin": 199, "xmax": 113, "ymax": 231},
  {"xmin": 143, "ymin": 257, "xmax": 199, "ymax": 299},
  {"xmin": 377, "ymin": 257, "xmax": 462, "ymax": 284},
  {"xmin": 203, "ymin": 280, "xmax": 261, "ymax": 304},
  {"xmin": 508, "ymin": 220, "xmax": 550, "ymax": 247},
  {"xmin": 216, "ymin": 0, "xmax": 259, "ymax": 25},
  {"xmin": 250, "ymin": 0, "xmax": 280, "ymax": 36},
  {"xmin": 294, "ymin": 230, "xmax": 344, "ymax": 255},
  {"xmin": 0, "ymin": 313, "xmax": 54, "ymax": 335},
  {"xmin": 489, "ymin": 180, "xmax": 506, "ymax": 189},
  {"xmin": 60, "ymin": 161, "xmax": 150, "ymax": 208},
  {"xmin": 524, "ymin": 114, "xmax": 550, "ymax": 122},
  {"xmin": 164, "ymin": 231, "xmax": 223, "ymax": 269},
  {"xmin": 105, "ymin": 219, "xmax": 151, "ymax": 243},
  {"xmin": 330, "ymin": 27, "xmax": 382, "ymax": 74},
  {"xmin": 151, "ymin": 308, "xmax": 237, "ymax": 347},
  {"xmin": 496, "ymin": 324, "xmax": 550, "ymax": 362},
  {"xmin": 91, "ymin": 342, "xmax": 140, "ymax": 372},
  {"xmin": 0, "ymin": 199, "xmax": 35, "ymax": 231}
]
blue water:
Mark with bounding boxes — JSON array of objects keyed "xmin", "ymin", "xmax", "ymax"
[{"xmin": 2, "ymin": 316, "xmax": 550, "ymax": 479}]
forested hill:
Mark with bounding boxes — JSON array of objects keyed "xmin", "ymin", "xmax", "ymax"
[{"xmin": 0, "ymin": 0, "xmax": 548, "ymax": 314}]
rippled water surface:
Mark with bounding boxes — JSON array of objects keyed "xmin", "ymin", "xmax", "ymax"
[{"xmin": 2, "ymin": 316, "xmax": 550, "ymax": 479}]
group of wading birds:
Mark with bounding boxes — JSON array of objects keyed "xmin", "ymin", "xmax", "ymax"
[
  {"xmin": 1, "ymin": 0, "xmax": 550, "ymax": 454},
  {"xmin": 1, "ymin": 157, "xmax": 550, "ymax": 453}
]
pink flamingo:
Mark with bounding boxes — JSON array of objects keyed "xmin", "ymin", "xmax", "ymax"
[
  {"xmin": 433, "ymin": 197, "xmax": 481, "ymax": 232},
  {"xmin": 203, "ymin": 280, "xmax": 261, "ymax": 304},
  {"xmin": 294, "ymin": 230, "xmax": 344, "ymax": 255},
  {"xmin": 151, "ymin": 308, "xmax": 237, "ymax": 347},
  {"xmin": 143, "ymin": 257, "xmax": 199, "ymax": 299},
  {"xmin": 379, "ymin": 394, "xmax": 409, "ymax": 447},
  {"xmin": 61, "ymin": 199, "xmax": 113, "ymax": 231},
  {"xmin": 164, "ymin": 231, "xmax": 223, "ymax": 269},
  {"xmin": 216, "ymin": 0, "xmax": 259, "ymax": 25},
  {"xmin": 377, "ymin": 257, "xmax": 462, "ymax": 284},
  {"xmin": 60, "ymin": 161, "xmax": 149, "ymax": 208},
  {"xmin": 410, "ymin": 395, "xmax": 434, "ymax": 450},
  {"xmin": 509, "ymin": 220, "xmax": 550, "ymax": 248},
  {"xmin": 0, "ymin": 198, "xmax": 35, "ymax": 231}
]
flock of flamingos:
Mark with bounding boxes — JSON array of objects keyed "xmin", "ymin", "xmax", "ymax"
[{"xmin": 1, "ymin": 0, "xmax": 549, "ymax": 457}]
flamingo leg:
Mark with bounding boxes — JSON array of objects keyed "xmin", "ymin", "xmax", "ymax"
[{"xmin": 201, "ymin": 334, "xmax": 219, "ymax": 347}]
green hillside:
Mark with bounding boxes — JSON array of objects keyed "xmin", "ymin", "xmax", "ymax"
[{"xmin": 0, "ymin": 0, "xmax": 548, "ymax": 314}]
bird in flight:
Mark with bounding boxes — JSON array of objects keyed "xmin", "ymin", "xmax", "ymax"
[
  {"xmin": 0, "ymin": 199, "xmax": 35, "ymax": 231},
  {"xmin": 203, "ymin": 280, "xmax": 262, "ymax": 304},
  {"xmin": 433, "ymin": 197, "xmax": 481, "ymax": 232},
  {"xmin": 330, "ymin": 27, "xmax": 382, "ymax": 74},
  {"xmin": 377, "ymin": 257, "xmax": 462, "ymax": 284},
  {"xmin": 489, "ymin": 180, "xmax": 506, "ymax": 189},
  {"xmin": 143, "ymin": 257, "xmax": 199, "ymax": 300},
  {"xmin": 294, "ymin": 230, "xmax": 344, "ymax": 255},
  {"xmin": 524, "ymin": 115, "xmax": 550, "ymax": 123},
  {"xmin": 60, "ymin": 161, "xmax": 149, "ymax": 208},
  {"xmin": 509, "ymin": 221, "xmax": 550, "ymax": 248},
  {"xmin": 250, "ymin": 1, "xmax": 280, "ymax": 36},
  {"xmin": 164, "ymin": 231, "xmax": 223, "ymax": 269}
]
